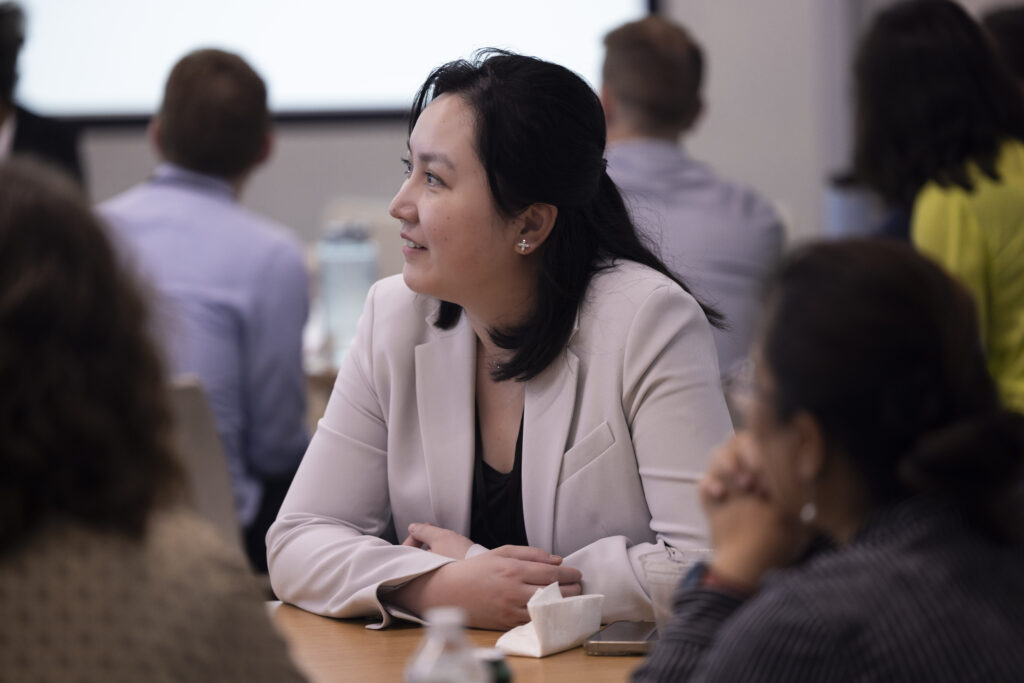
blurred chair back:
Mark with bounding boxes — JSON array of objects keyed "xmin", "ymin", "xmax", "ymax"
[{"xmin": 168, "ymin": 375, "xmax": 244, "ymax": 555}]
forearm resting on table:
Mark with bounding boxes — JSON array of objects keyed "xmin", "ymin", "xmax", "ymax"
[
  {"xmin": 382, "ymin": 549, "xmax": 583, "ymax": 630},
  {"xmin": 385, "ymin": 567, "xmax": 442, "ymax": 618}
]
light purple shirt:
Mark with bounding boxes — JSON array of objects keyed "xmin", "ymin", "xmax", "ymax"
[
  {"xmin": 607, "ymin": 140, "xmax": 784, "ymax": 373},
  {"xmin": 99, "ymin": 163, "xmax": 310, "ymax": 526}
]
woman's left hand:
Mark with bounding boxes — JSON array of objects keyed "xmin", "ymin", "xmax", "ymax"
[{"xmin": 402, "ymin": 522, "xmax": 475, "ymax": 559}]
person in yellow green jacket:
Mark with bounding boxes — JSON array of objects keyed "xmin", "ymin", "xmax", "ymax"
[{"xmin": 851, "ymin": 0, "xmax": 1024, "ymax": 413}]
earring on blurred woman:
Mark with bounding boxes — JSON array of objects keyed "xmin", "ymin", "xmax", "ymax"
[
  {"xmin": 799, "ymin": 500, "xmax": 817, "ymax": 524},
  {"xmin": 517, "ymin": 239, "xmax": 530, "ymax": 253}
]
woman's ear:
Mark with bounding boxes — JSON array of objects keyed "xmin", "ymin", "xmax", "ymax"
[
  {"xmin": 514, "ymin": 202, "xmax": 558, "ymax": 254},
  {"xmin": 791, "ymin": 411, "xmax": 826, "ymax": 483}
]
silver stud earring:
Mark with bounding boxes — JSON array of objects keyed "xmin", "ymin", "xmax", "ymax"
[
  {"xmin": 517, "ymin": 239, "xmax": 530, "ymax": 253},
  {"xmin": 799, "ymin": 501, "xmax": 817, "ymax": 524}
]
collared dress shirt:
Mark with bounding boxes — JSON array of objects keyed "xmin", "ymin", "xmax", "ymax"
[
  {"xmin": 607, "ymin": 140, "xmax": 784, "ymax": 374},
  {"xmin": 99, "ymin": 163, "xmax": 310, "ymax": 527}
]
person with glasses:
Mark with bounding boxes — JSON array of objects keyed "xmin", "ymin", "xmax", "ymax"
[{"xmin": 633, "ymin": 239, "xmax": 1024, "ymax": 682}]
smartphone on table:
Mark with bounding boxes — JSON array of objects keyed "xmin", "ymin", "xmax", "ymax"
[{"xmin": 583, "ymin": 620, "xmax": 657, "ymax": 655}]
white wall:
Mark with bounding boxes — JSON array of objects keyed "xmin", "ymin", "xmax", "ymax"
[
  {"xmin": 84, "ymin": 0, "xmax": 907, "ymax": 260},
  {"xmin": 662, "ymin": 0, "xmax": 861, "ymax": 243}
]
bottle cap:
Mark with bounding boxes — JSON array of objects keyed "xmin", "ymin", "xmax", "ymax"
[
  {"xmin": 323, "ymin": 219, "xmax": 371, "ymax": 241},
  {"xmin": 474, "ymin": 647, "xmax": 504, "ymax": 662},
  {"xmin": 424, "ymin": 606, "xmax": 467, "ymax": 627}
]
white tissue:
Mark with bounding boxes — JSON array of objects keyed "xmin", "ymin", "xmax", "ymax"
[{"xmin": 495, "ymin": 583, "xmax": 604, "ymax": 658}]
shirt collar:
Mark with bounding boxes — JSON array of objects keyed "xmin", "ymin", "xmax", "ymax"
[
  {"xmin": 150, "ymin": 162, "xmax": 236, "ymax": 199},
  {"xmin": 606, "ymin": 137, "xmax": 690, "ymax": 159}
]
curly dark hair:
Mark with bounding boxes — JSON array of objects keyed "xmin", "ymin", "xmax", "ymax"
[
  {"xmin": 0, "ymin": 160, "xmax": 182, "ymax": 554},
  {"xmin": 852, "ymin": 0, "xmax": 1024, "ymax": 207}
]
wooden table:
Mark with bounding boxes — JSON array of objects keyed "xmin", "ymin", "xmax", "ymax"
[{"xmin": 269, "ymin": 602, "xmax": 642, "ymax": 682}]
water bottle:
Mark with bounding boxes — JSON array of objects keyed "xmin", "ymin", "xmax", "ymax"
[
  {"xmin": 316, "ymin": 220, "xmax": 378, "ymax": 368},
  {"xmin": 404, "ymin": 607, "xmax": 489, "ymax": 683}
]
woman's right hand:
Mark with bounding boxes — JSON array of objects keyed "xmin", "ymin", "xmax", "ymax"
[{"xmin": 387, "ymin": 545, "xmax": 582, "ymax": 630}]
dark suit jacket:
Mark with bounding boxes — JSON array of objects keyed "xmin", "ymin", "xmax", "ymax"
[{"xmin": 11, "ymin": 105, "xmax": 84, "ymax": 185}]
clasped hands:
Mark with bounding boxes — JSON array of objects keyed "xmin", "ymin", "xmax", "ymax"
[
  {"xmin": 699, "ymin": 432, "xmax": 814, "ymax": 591},
  {"xmin": 388, "ymin": 522, "xmax": 582, "ymax": 631}
]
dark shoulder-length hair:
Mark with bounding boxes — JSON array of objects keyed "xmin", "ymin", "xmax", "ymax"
[
  {"xmin": 0, "ymin": 160, "xmax": 182, "ymax": 554},
  {"xmin": 853, "ymin": 0, "xmax": 1024, "ymax": 207},
  {"xmin": 408, "ymin": 49, "xmax": 719, "ymax": 382},
  {"xmin": 762, "ymin": 239, "xmax": 1024, "ymax": 541}
]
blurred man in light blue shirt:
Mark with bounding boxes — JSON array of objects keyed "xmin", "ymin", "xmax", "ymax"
[
  {"xmin": 603, "ymin": 17, "xmax": 783, "ymax": 376},
  {"xmin": 99, "ymin": 49, "xmax": 308, "ymax": 572}
]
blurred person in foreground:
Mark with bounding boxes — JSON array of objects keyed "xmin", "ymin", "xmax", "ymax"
[
  {"xmin": 0, "ymin": 160, "xmax": 303, "ymax": 682},
  {"xmin": 602, "ymin": 16, "xmax": 784, "ymax": 378},
  {"xmin": 99, "ymin": 49, "xmax": 310, "ymax": 573},
  {"xmin": 0, "ymin": 2, "xmax": 83, "ymax": 184},
  {"xmin": 267, "ymin": 50, "xmax": 733, "ymax": 630},
  {"xmin": 633, "ymin": 239, "xmax": 1024, "ymax": 682},
  {"xmin": 852, "ymin": 0, "xmax": 1024, "ymax": 413}
]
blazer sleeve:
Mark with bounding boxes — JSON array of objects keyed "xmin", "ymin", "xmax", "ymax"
[
  {"xmin": 564, "ymin": 283, "xmax": 734, "ymax": 622},
  {"xmin": 266, "ymin": 281, "xmax": 452, "ymax": 625}
]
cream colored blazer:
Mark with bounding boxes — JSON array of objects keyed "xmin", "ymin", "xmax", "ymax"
[{"xmin": 268, "ymin": 261, "xmax": 733, "ymax": 625}]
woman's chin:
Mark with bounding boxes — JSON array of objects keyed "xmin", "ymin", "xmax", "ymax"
[{"xmin": 402, "ymin": 266, "xmax": 434, "ymax": 297}]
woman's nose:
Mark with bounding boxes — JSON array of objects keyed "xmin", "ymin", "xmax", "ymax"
[{"xmin": 389, "ymin": 181, "xmax": 415, "ymax": 222}]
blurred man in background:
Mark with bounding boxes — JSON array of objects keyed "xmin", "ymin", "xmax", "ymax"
[
  {"xmin": 100, "ymin": 49, "xmax": 309, "ymax": 573},
  {"xmin": 602, "ymin": 16, "xmax": 783, "ymax": 377}
]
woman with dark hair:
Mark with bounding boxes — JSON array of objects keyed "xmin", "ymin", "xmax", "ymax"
[
  {"xmin": 852, "ymin": 0, "xmax": 1024, "ymax": 412},
  {"xmin": 633, "ymin": 240, "xmax": 1024, "ymax": 682},
  {"xmin": 0, "ymin": 160, "xmax": 303, "ymax": 681},
  {"xmin": 268, "ymin": 51, "xmax": 732, "ymax": 629}
]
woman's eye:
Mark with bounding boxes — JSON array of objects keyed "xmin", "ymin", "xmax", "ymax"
[{"xmin": 400, "ymin": 158, "xmax": 444, "ymax": 187}]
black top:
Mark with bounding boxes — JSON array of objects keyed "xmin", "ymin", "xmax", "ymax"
[
  {"xmin": 470, "ymin": 407, "xmax": 528, "ymax": 549},
  {"xmin": 632, "ymin": 496, "xmax": 1024, "ymax": 682}
]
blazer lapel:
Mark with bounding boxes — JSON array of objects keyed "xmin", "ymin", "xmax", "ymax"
[
  {"xmin": 415, "ymin": 312, "xmax": 476, "ymax": 535},
  {"xmin": 522, "ymin": 344, "xmax": 580, "ymax": 552}
]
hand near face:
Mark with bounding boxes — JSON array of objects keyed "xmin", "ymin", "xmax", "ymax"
[
  {"xmin": 390, "ymin": 526, "xmax": 583, "ymax": 630},
  {"xmin": 699, "ymin": 433, "xmax": 813, "ymax": 589}
]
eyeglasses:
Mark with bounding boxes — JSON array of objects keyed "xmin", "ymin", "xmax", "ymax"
[{"xmin": 722, "ymin": 357, "xmax": 773, "ymax": 429}]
